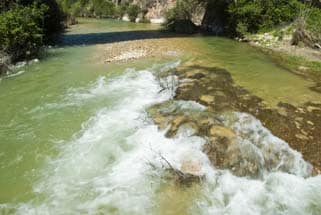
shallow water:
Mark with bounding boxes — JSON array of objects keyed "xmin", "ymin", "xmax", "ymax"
[
  {"xmin": 189, "ymin": 37, "xmax": 321, "ymax": 107},
  {"xmin": 0, "ymin": 19, "xmax": 320, "ymax": 214}
]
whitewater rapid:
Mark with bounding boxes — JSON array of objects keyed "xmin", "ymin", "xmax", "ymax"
[{"xmin": 2, "ymin": 62, "xmax": 321, "ymax": 215}]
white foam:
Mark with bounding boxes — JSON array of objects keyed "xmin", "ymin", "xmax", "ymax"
[
  {"xmin": 222, "ymin": 112, "xmax": 312, "ymax": 177},
  {"xmin": 5, "ymin": 62, "xmax": 321, "ymax": 215}
]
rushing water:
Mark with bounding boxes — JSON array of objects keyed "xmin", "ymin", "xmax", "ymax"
[{"xmin": 0, "ymin": 19, "xmax": 321, "ymax": 214}]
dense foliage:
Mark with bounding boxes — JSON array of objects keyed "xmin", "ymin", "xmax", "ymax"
[
  {"xmin": 306, "ymin": 7, "xmax": 321, "ymax": 39},
  {"xmin": 164, "ymin": 0, "xmax": 321, "ymax": 38},
  {"xmin": 58, "ymin": 0, "xmax": 141, "ymax": 21},
  {"xmin": 228, "ymin": 0, "xmax": 302, "ymax": 36},
  {"xmin": 164, "ymin": 0, "xmax": 199, "ymax": 33},
  {"xmin": 127, "ymin": 4, "xmax": 140, "ymax": 22},
  {"xmin": 0, "ymin": 0, "xmax": 64, "ymax": 63}
]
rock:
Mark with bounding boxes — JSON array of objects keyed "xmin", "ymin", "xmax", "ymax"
[
  {"xmin": 307, "ymin": 106, "xmax": 320, "ymax": 112},
  {"xmin": 0, "ymin": 51, "xmax": 11, "ymax": 75},
  {"xmin": 181, "ymin": 159, "xmax": 202, "ymax": 176},
  {"xmin": 153, "ymin": 114, "xmax": 170, "ymax": 130},
  {"xmin": 277, "ymin": 107, "xmax": 288, "ymax": 117},
  {"xmin": 298, "ymin": 66, "xmax": 309, "ymax": 71},
  {"xmin": 166, "ymin": 115, "xmax": 187, "ymax": 137},
  {"xmin": 314, "ymin": 43, "xmax": 321, "ymax": 49},
  {"xmin": 185, "ymin": 71, "xmax": 205, "ymax": 79},
  {"xmin": 199, "ymin": 117, "xmax": 217, "ymax": 128},
  {"xmin": 199, "ymin": 95, "xmax": 215, "ymax": 105},
  {"xmin": 295, "ymin": 133, "xmax": 309, "ymax": 140},
  {"xmin": 307, "ymin": 121, "xmax": 314, "ymax": 126},
  {"xmin": 203, "ymin": 126, "xmax": 237, "ymax": 167},
  {"xmin": 209, "ymin": 126, "xmax": 236, "ymax": 141}
]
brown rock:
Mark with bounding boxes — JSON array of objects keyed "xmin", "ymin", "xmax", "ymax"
[
  {"xmin": 199, "ymin": 95, "xmax": 215, "ymax": 105},
  {"xmin": 209, "ymin": 126, "xmax": 237, "ymax": 143}
]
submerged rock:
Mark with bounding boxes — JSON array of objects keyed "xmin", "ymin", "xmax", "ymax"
[{"xmin": 0, "ymin": 52, "xmax": 11, "ymax": 75}]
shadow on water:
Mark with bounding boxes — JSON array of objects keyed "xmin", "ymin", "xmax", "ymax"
[{"xmin": 58, "ymin": 30, "xmax": 188, "ymax": 47}]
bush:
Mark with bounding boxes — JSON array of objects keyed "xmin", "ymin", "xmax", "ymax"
[
  {"xmin": 292, "ymin": 4, "xmax": 321, "ymax": 46},
  {"xmin": 115, "ymin": 3, "xmax": 128, "ymax": 19},
  {"xmin": 164, "ymin": 0, "xmax": 199, "ymax": 33},
  {"xmin": 306, "ymin": 7, "xmax": 321, "ymax": 39},
  {"xmin": 228, "ymin": 1, "xmax": 262, "ymax": 34},
  {"xmin": 127, "ymin": 4, "xmax": 140, "ymax": 22},
  {"xmin": 228, "ymin": 0, "xmax": 301, "ymax": 36},
  {"xmin": 92, "ymin": 0, "xmax": 115, "ymax": 18},
  {"xmin": 0, "ymin": 4, "xmax": 47, "ymax": 61}
]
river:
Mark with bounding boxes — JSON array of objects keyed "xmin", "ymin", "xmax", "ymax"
[{"xmin": 0, "ymin": 18, "xmax": 320, "ymax": 215}]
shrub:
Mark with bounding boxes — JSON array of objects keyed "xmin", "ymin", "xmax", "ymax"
[
  {"xmin": 228, "ymin": 1, "xmax": 262, "ymax": 34},
  {"xmin": 115, "ymin": 3, "xmax": 128, "ymax": 19},
  {"xmin": 127, "ymin": 4, "xmax": 140, "ymax": 22},
  {"xmin": 92, "ymin": 0, "xmax": 115, "ymax": 18},
  {"xmin": 306, "ymin": 7, "xmax": 321, "ymax": 39},
  {"xmin": 0, "ymin": 4, "xmax": 47, "ymax": 61},
  {"xmin": 228, "ymin": 0, "xmax": 301, "ymax": 36},
  {"xmin": 164, "ymin": 0, "xmax": 199, "ymax": 33},
  {"xmin": 292, "ymin": 4, "xmax": 321, "ymax": 46}
]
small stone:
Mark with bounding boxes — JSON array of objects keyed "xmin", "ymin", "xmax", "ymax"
[
  {"xmin": 298, "ymin": 66, "xmax": 309, "ymax": 71},
  {"xmin": 295, "ymin": 134, "xmax": 309, "ymax": 140},
  {"xmin": 166, "ymin": 116, "xmax": 187, "ymax": 137},
  {"xmin": 200, "ymin": 95, "xmax": 215, "ymax": 105},
  {"xmin": 181, "ymin": 159, "xmax": 202, "ymax": 176},
  {"xmin": 301, "ymin": 130, "xmax": 308, "ymax": 136},
  {"xmin": 314, "ymin": 43, "xmax": 321, "ymax": 49},
  {"xmin": 207, "ymin": 86, "xmax": 214, "ymax": 90},
  {"xmin": 307, "ymin": 106, "xmax": 320, "ymax": 112},
  {"xmin": 307, "ymin": 121, "xmax": 314, "ymax": 126}
]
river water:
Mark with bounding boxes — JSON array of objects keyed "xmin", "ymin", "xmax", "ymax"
[{"xmin": 0, "ymin": 19, "xmax": 320, "ymax": 215}]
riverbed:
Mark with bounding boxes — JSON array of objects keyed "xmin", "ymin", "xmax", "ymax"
[{"xmin": 0, "ymin": 18, "xmax": 320, "ymax": 215}]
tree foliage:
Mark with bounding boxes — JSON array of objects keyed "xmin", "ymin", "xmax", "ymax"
[
  {"xmin": 0, "ymin": 4, "xmax": 47, "ymax": 61},
  {"xmin": 0, "ymin": 0, "xmax": 64, "ymax": 62}
]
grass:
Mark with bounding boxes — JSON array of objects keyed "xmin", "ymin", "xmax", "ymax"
[{"xmin": 258, "ymin": 47, "xmax": 321, "ymax": 80}]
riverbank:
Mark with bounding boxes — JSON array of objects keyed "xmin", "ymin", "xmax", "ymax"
[{"xmin": 246, "ymin": 31, "xmax": 321, "ymax": 82}]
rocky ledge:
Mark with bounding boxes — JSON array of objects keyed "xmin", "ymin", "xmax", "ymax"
[{"xmin": 149, "ymin": 64, "xmax": 321, "ymax": 179}]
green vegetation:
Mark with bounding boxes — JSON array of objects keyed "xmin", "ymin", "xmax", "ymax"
[
  {"xmin": 0, "ymin": 4, "xmax": 46, "ymax": 61},
  {"xmin": 228, "ymin": 0, "xmax": 301, "ymax": 35},
  {"xmin": 58, "ymin": 0, "xmax": 141, "ymax": 22},
  {"xmin": 262, "ymin": 48, "xmax": 321, "ymax": 76},
  {"xmin": 306, "ymin": 7, "xmax": 321, "ymax": 40},
  {"xmin": 127, "ymin": 4, "xmax": 140, "ymax": 22},
  {"xmin": 164, "ymin": 0, "xmax": 321, "ymax": 39},
  {"xmin": 164, "ymin": 0, "xmax": 199, "ymax": 33},
  {"xmin": 0, "ymin": 0, "xmax": 64, "ymax": 65}
]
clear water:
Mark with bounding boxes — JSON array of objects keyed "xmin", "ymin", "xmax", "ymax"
[
  {"xmin": 187, "ymin": 37, "xmax": 321, "ymax": 107},
  {"xmin": 0, "ymin": 19, "xmax": 320, "ymax": 215}
]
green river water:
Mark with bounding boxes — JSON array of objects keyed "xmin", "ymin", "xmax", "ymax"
[{"xmin": 0, "ymin": 18, "xmax": 320, "ymax": 215}]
